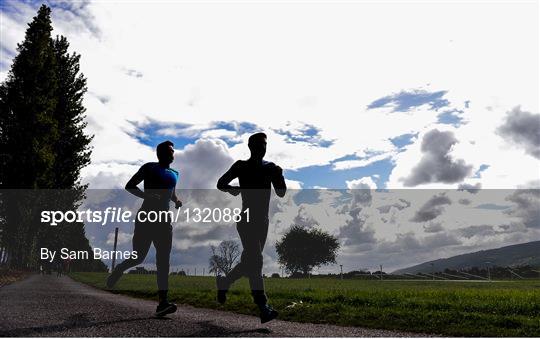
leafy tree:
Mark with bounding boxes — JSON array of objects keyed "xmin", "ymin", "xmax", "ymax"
[
  {"xmin": 208, "ymin": 240, "xmax": 240, "ymax": 276},
  {"xmin": 275, "ymin": 225, "xmax": 340, "ymax": 275}
]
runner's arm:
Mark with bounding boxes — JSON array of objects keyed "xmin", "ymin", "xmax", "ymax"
[
  {"xmin": 171, "ymin": 190, "xmax": 182, "ymax": 209},
  {"xmin": 271, "ymin": 165, "xmax": 287, "ymax": 197},
  {"xmin": 217, "ymin": 161, "xmax": 240, "ymax": 196},
  {"xmin": 125, "ymin": 165, "xmax": 147, "ymax": 199}
]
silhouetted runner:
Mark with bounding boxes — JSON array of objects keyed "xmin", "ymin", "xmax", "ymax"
[
  {"xmin": 216, "ymin": 132, "xmax": 286, "ymax": 324},
  {"xmin": 106, "ymin": 140, "xmax": 182, "ymax": 317}
]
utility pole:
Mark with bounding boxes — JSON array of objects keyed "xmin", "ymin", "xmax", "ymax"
[
  {"xmin": 340, "ymin": 265, "xmax": 343, "ymax": 280},
  {"xmin": 195, "ymin": 267, "xmax": 197, "ymax": 276},
  {"xmin": 380, "ymin": 264, "xmax": 383, "ymax": 281},
  {"xmin": 111, "ymin": 227, "xmax": 119, "ymax": 272},
  {"xmin": 485, "ymin": 261, "xmax": 492, "ymax": 281},
  {"xmin": 430, "ymin": 263, "xmax": 434, "ymax": 281},
  {"xmin": 203, "ymin": 268, "xmax": 205, "ymax": 276}
]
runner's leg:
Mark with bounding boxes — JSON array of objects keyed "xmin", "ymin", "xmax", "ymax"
[
  {"xmin": 153, "ymin": 223, "xmax": 172, "ymax": 303},
  {"xmin": 111, "ymin": 221, "xmax": 151, "ymax": 275},
  {"xmin": 241, "ymin": 220, "xmax": 268, "ymax": 306},
  {"xmin": 252, "ymin": 220, "xmax": 269, "ymax": 305},
  {"xmin": 223, "ymin": 222, "xmax": 248, "ymax": 285}
]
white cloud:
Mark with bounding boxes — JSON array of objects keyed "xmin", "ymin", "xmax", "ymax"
[
  {"xmin": 172, "ymin": 138, "xmax": 234, "ymax": 189},
  {"xmin": 106, "ymin": 230, "xmax": 132, "ymax": 246},
  {"xmin": 285, "ymin": 179, "xmax": 303, "ymax": 189},
  {"xmin": 346, "ymin": 177, "xmax": 377, "ymax": 190}
]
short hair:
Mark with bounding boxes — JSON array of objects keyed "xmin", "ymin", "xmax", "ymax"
[
  {"xmin": 156, "ymin": 140, "xmax": 174, "ymax": 158},
  {"xmin": 248, "ymin": 132, "xmax": 267, "ymax": 147}
]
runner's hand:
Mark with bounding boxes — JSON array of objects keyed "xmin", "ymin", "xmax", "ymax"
[
  {"xmin": 175, "ymin": 200, "xmax": 183, "ymax": 209},
  {"xmin": 229, "ymin": 187, "xmax": 241, "ymax": 196}
]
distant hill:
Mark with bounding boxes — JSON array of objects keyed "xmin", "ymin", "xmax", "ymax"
[{"xmin": 393, "ymin": 241, "xmax": 540, "ymax": 274}]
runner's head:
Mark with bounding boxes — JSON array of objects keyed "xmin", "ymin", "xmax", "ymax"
[
  {"xmin": 157, "ymin": 140, "xmax": 174, "ymax": 165},
  {"xmin": 248, "ymin": 132, "xmax": 267, "ymax": 160}
]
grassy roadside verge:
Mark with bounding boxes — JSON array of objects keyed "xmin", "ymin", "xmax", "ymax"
[{"xmin": 70, "ymin": 272, "xmax": 540, "ymax": 337}]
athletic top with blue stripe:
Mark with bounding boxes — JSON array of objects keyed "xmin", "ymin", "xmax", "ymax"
[{"xmin": 138, "ymin": 162, "xmax": 179, "ymax": 211}]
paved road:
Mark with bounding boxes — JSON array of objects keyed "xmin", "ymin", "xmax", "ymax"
[{"xmin": 0, "ymin": 274, "xmax": 433, "ymax": 337}]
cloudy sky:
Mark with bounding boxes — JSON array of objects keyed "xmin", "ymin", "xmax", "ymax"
[{"xmin": 1, "ymin": 0, "xmax": 539, "ymax": 273}]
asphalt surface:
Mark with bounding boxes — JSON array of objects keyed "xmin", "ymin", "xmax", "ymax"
[{"xmin": 0, "ymin": 274, "xmax": 434, "ymax": 337}]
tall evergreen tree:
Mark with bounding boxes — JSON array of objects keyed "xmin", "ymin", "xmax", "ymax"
[
  {"xmin": 0, "ymin": 5, "xmax": 58, "ymax": 268},
  {"xmin": 52, "ymin": 35, "xmax": 92, "ymax": 190},
  {"xmin": 0, "ymin": 5, "xmax": 104, "ymax": 271},
  {"xmin": 0, "ymin": 5, "xmax": 58, "ymax": 189}
]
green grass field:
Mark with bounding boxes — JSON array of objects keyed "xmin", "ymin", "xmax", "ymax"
[{"xmin": 70, "ymin": 272, "xmax": 540, "ymax": 337}]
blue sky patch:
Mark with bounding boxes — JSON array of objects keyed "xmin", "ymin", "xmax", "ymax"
[
  {"xmin": 129, "ymin": 119, "xmax": 263, "ymax": 149},
  {"xmin": 128, "ymin": 120, "xmax": 195, "ymax": 150},
  {"xmin": 390, "ymin": 133, "xmax": 418, "ymax": 149},
  {"xmin": 19, "ymin": 0, "xmax": 89, "ymax": 16},
  {"xmin": 367, "ymin": 89, "xmax": 450, "ymax": 112},
  {"xmin": 0, "ymin": 1, "xmax": 25, "ymax": 14},
  {"xmin": 214, "ymin": 121, "xmax": 259, "ymax": 135},
  {"xmin": 286, "ymin": 158, "xmax": 394, "ymax": 189},
  {"xmin": 332, "ymin": 154, "xmax": 359, "ymax": 162},
  {"xmin": 473, "ymin": 164, "xmax": 489, "ymax": 178},
  {"xmin": 273, "ymin": 123, "xmax": 334, "ymax": 147},
  {"xmin": 437, "ymin": 110, "xmax": 464, "ymax": 127},
  {"xmin": 293, "ymin": 189, "xmax": 322, "ymax": 205}
]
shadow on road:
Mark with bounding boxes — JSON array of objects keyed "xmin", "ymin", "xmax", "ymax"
[
  {"xmin": 0, "ymin": 313, "xmax": 153, "ymax": 336},
  {"xmin": 0, "ymin": 313, "xmax": 273, "ymax": 337}
]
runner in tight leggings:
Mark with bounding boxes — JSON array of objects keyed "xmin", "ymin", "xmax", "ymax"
[
  {"xmin": 106, "ymin": 140, "xmax": 182, "ymax": 317},
  {"xmin": 216, "ymin": 132, "xmax": 286, "ymax": 323}
]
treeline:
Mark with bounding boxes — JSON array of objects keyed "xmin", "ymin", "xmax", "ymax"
[{"xmin": 0, "ymin": 5, "xmax": 105, "ymax": 272}]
